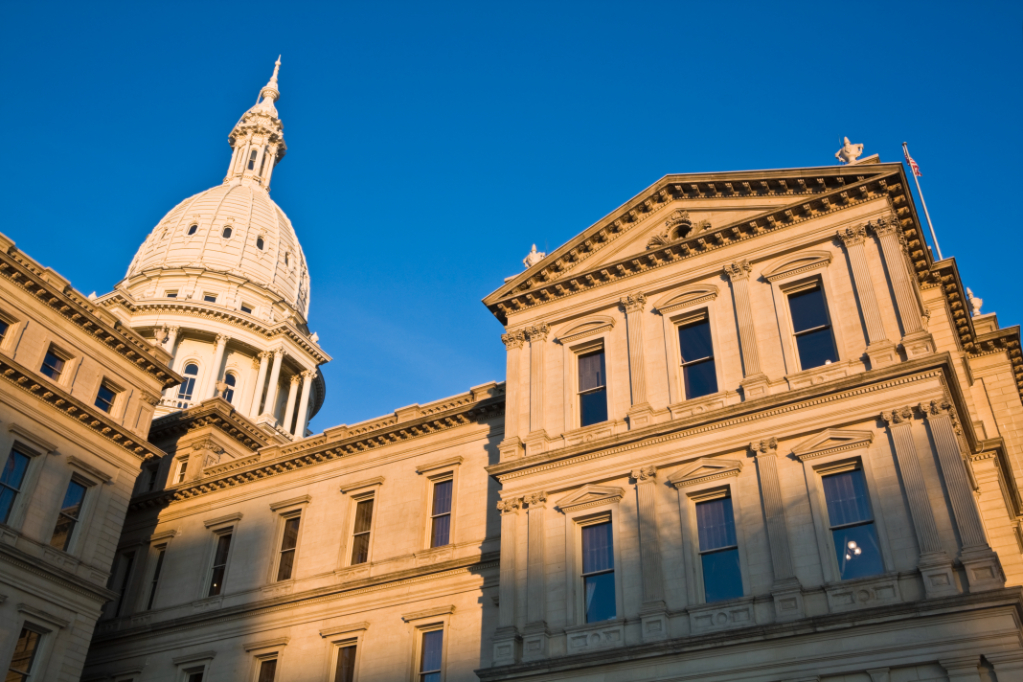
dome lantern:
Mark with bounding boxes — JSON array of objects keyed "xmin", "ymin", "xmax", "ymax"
[{"xmin": 226, "ymin": 57, "xmax": 287, "ymax": 189}]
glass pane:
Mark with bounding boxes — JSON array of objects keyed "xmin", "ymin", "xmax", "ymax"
[
  {"xmin": 0, "ymin": 487, "xmax": 16, "ymax": 524},
  {"xmin": 41, "ymin": 351, "xmax": 65, "ymax": 379},
  {"xmin": 678, "ymin": 319, "xmax": 713, "ymax": 363},
  {"xmin": 95, "ymin": 384, "xmax": 116, "ymax": 412},
  {"xmin": 431, "ymin": 514, "xmax": 451, "ymax": 548},
  {"xmin": 420, "ymin": 629, "xmax": 443, "ymax": 672},
  {"xmin": 833, "ymin": 523, "xmax": 885, "ymax": 580},
  {"xmin": 578, "ymin": 351, "xmax": 605, "ymax": 392},
  {"xmin": 584, "ymin": 572, "xmax": 616, "ymax": 622},
  {"xmin": 49, "ymin": 513, "xmax": 76, "ymax": 550},
  {"xmin": 579, "ymin": 388, "xmax": 608, "ymax": 427},
  {"xmin": 187, "ymin": 673, "xmax": 204, "ymax": 682},
  {"xmin": 350, "ymin": 532, "xmax": 371, "ymax": 565},
  {"xmin": 696, "ymin": 497, "xmax": 737, "ymax": 551},
  {"xmin": 789, "ymin": 286, "xmax": 830, "ymax": 333},
  {"xmin": 257, "ymin": 659, "xmax": 277, "ymax": 682},
  {"xmin": 683, "ymin": 359, "xmax": 717, "ymax": 399},
  {"xmin": 702, "ymin": 548, "xmax": 743, "ymax": 602},
  {"xmin": 1, "ymin": 450, "xmax": 29, "ymax": 487},
  {"xmin": 148, "ymin": 550, "xmax": 165, "ymax": 610},
  {"xmin": 184, "ymin": 364, "xmax": 199, "ymax": 376},
  {"xmin": 60, "ymin": 480, "xmax": 86, "ymax": 518},
  {"xmin": 208, "ymin": 565, "xmax": 226, "ymax": 596},
  {"xmin": 334, "ymin": 645, "xmax": 357, "ymax": 682},
  {"xmin": 582, "ymin": 521, "xmax": 614, "ymax": 573},
  {"xmin": 0, "ymin": 319, "xmax": 8, "ymax": 340},
  {"xmin": 432, "ymin": 480, "xmax": 452, "ymax": 516},
  {"xmin": 178, "ymin": 377, "xmax": 195, "ymax": 400},
  {"xmin": 354, "ymin": 499, "xmax": 374, "ymax": 534},
  {"xmin": 9, "ymin": 627, "xmax": 41, "ymax": 675},
  {"xmin": 822, "ymin": 469, "xmax": 873, "ymax": 526},
  {"xmin": 213, "ymin": 533, "xmax": 233, "ymax": 565},
  {"xmin": 280, "ymin": 517, "xmax": 301, "ymax": 552},
  {"xmin": 277, "ymin": 550, "xmax": 295, "ymax": 581},
  {"xmin": 795, "ymin": 327, "xmax": 838, "ymax": 369}
]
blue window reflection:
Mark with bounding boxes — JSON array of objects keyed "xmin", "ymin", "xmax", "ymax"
[
  {"xmin": 822, "ymin": 468, "xmax": 885, "ymax": 580},
  {"xmin": 582, "ymin": 521, "xmax": 615, "ymax": 622},
  {"xmin": 696, "ymin": 496, "xmax": 743, "ymax": 602}
]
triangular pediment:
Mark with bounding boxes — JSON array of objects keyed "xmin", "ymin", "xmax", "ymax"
[
  {"xmin": 484, "ymin": 164, "xmax": 906, "ymax": 323},
  {"xmin": 667, "ymin": 458, "xmax": 744, "ymax": 488},
  {"xmin": 791, "ymin": 429, "xmax": 874, "ymax": 462},
  {"xmin": 556, "ymin": 484, "xmax": 624, "ymax": 513}
]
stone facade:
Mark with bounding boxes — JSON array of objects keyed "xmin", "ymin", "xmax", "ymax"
[{"xmin": 5, "ymin": 60, "xmax": 1023, "ymax": 682}]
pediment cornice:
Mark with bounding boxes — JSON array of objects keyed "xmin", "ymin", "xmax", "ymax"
[
  {"xmin": 667, "ymin": 457, "xmax": 743, "ymax": 488},
  {"xmin": 791, "ymin": 428, "xmax": 874, "ymax": 462},
  {"xmin": 556, "ymin": 484, "xmax": 624, "ymax": 513}
]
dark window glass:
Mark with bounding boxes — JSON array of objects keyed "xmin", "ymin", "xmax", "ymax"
[
  {"xmin": 256, "ymin": 236, "xmax": 265, "ymax": 250},
  {"xmin": 222, "ymin": 373, "xmax": 236, "ymax": 403},
  {"xmin": 257, "ymin": 658, "xmax": 277, "ymax": 682},
  {"xmin": 222, "ymin": 226, "xmax": 233, "ymax": 239},
  {"xmin": 822, "ymin": 468, "xmax": 884, "ymax": 580},
  {"xmin": 678, "ymin": 318, "xmax": 717, "ymax": 399},
  {"xmin": 147, "ymin": 549, "xmax": 165, "ymax": 610},
  {"xmin": 166, "ymin": 290, "xmax": 178, "ymax": 298},
  {"xmin": 333, "ymin": 645, "xmax": 357, "ymax": 682},
  {"xmin": 203, "ymin": 293, "xmax": 217, "ymax": 303},
  {"xmin": 208, "ymin": 532, "xmax": 232, "ymax": 596},
  {"xmin": 146, "ymin": 465, "xmax": 159, "ymax": 492},
  {"xmin": 276, "ymin": 516, "xmax": 301, "ymax": 581},
  {"xmin": 578, "ymin": 350, "xmax": 608, "ymax": 427},
  {"xmin": 581, "ymin": 521, "xmax": 615, "ymax": 622},
  {"xmin": 174, "ymin": 459, "xmax": 188, "ymax": 484},
  {"xmin": 789, "ymin": 285, "xmax": 838, "ymax": 369},
  {"xmin": 419, "ymin": 629, "xmax": 443, "ymax": 682},
  {"xmin": 696, "ymin": 496, "xmax": 743, "ymax": 603},
  {"xmin": 112, "ymin": 550, "xmax": 136, "ymax": 617},
  {"xmin": 248, "ymin": 149, "xmax": 258, "ymax": 170},
  {"xmin": 187, "ymin": 672, "xmax": 204, "ymax": 682},
  {"xmin": 177, "ymin": 363, "xmax": 198, "ymax": 406},
  {"xmin": 258, "ymin": 147, "xmax": 269, "ymax": 175},
  {"xmin": 0, "ymin": 318, "xmax": 9, "ymax": 342},
  {"xmin": 95, "ymin": 383, "xmax": 117, "ymax": 413},
  {"xmin": 49, "ymin": 479, "xmax": 87, "ymax": 551},
  {"xmin": 241, "ymin": 304, "xmax": 253, "ymax": 314},
  {"xmin": 0, "ymin": 449, "xmax": 31, "ymax": 524},
  {"xmin": 430, "ymin": 480, "xmax": 452, "ymax": 548},
  {"xmin": 7, "ymin": 626, "xmax": 41, "ymax": 681},
  {"xmin": 187, "ymin": 224, "xmax": 198, "ymax": 235},
  {"xmin": 350, "ymin": 498, "xmax": 374, "ymax": 565},
  {"xmin": 40, "ymin": 349, "xmax": 65, "ymax": 381}
]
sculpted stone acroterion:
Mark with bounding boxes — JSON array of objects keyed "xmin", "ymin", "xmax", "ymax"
[{"xmin": 835, "ymin": 136, "xmax": 865, "ymax": 164}]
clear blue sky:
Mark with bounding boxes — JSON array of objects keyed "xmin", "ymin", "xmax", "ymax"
[{"xmin": 2, "ymin": 1, "xmax": 1020, "ymax": 432}]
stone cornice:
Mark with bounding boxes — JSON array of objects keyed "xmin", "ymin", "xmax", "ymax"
[
  {"xmin": 0, "ymin": 540, "xmax": 119, "ymax": 603},
  {"xmin": 485, "ymin": 170, "xmax": 905, "ymax": 323},
  {"xmin": 148, "ymin": 398, "xmax": 277, "ymax": 452},
  {"xmin": 0, "ymin": 354, "xmax": 165, "ymax": 461},
  {"xmin": 130, "ymin": 386, "xmax": 505, "ymax": 511},
  {"xmin": 0, "ymin": 235, "xmax": 181, "ymax": 389}
]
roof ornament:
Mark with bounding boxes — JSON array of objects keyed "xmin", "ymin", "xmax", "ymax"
[
  {"xmin": 966, "ymin": 288, "xmax": 983, "ymax": 317},
  {"xmin": 259, "ymin": 55, "xmax": 282, "ymax": 103},
  {"xmin": 835, "ymin": 137, "xmax": 864, "ymax": 164},
  {"xmin": 523, "ymin": 244, "xmax": 546, "ymax": 269}
]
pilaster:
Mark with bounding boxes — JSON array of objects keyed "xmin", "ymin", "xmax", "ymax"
[
  {"xmin": 621, "ymin": 294, "xmax": 654, "ymax": 429},
  {"xmin": 870, "ymin": 217, "xmax": 933, "ymax": 358},
  {"xmin": 725, "ymin": 260, "xmax": 769, "ymax": 399},
  {"xmin": 522, "ymin": 491, "xmax": 549, "ymax": 660},
  {"xmin": 631, "ymin": 466, "xmax": 668, "ymax": 640},
  {"xmin": 500, "ymin": 330, "xmax": 526, "ymax": 460},
  {"xmin": 493, "ymin": 496, "xmax": 523, "ymax": 666},
  {"xmin": 838, "ymin": 225, "xmax": 897, "ymax": 368},
  {"xmin": 525, "ymin": 325, "xmax": 549, "ymax": 456}
]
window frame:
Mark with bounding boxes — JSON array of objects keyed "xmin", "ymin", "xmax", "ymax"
[
  {"xmin": 267, "ymin": 496, "xmax": 309, "ymax": 584},
  {"xmin": 200, "ymin": 514, "xmax": 240, "ymax": 600},
  {"xmin": 575, "ymin": 344, "xmax": 609, "ymax": 429},
  {"xmin": 222, "ymin": 371, "xmax": 238, "ymax": 404},
  {"xmin": 785, "ymin": 280, "xmax": 840, "ymax": 371},
  {"xmin": 557, "ymin": 490, "xmax": 626, "ymax": 628},
  {"xmin": 348, "ymin": 492, "xmax": 376, "ymax": 566},
  {"xmin": 0, "ymin": 309, "xmax": 22, "ymax": 353},
  {"xmin": 175, "ymin": 360, "xmax": 202, "ymax": 407},
  {"xmin": 426, "ymin": 473, "xmax": 455, "ymax": 549},
  {"xmin": 691, "ymin": 488, "xmax": 745, "ymax": 604},
  {"xmin": 106, "ymin": 545, "xmax": 140, "ymax": 619},
  {"xmin": 577, "ymin": 513, "xmax": 617, "ymax": 623},
  {"xmin": 48, "ymin": 473, "xmax": 94, "ymax": 555},
  {"xmin": 8, "ymin": 606, "xmax": 66, "ymax": 682},
  {"xmin": 172, "ymin": 456, "xmax": 190, "ymax": 486},
  {"xmin": 165, "ymin": 289, "xmax": 179, "ymax": 299},
  {"xmin": 39, "ymin": 344, "xmax": 71, "ymax": 385},
  {"xmin": 94, "ymin": 379, "xmax": 122, "ymax": 416},
  {"xmin": 565, "ymin": 337, "xmax": 612, "ymax": 431},
  {"xmin": 0, "ymin": 442, "xmax": 44, "ymax": 530},
  {"xmin": 244, "ymin": 637, "xmax": 288, "ymax": 682},
  {"xmin": 318, "ymin": 623, "xmax": 367, "ymax": 682},
  {"xmin": 671, "ymin": 308, "xmax": 723, "ymax": 402},
  {"xmin": 202, "ymin": 292, "xmax": 218, "ymax": 304}
]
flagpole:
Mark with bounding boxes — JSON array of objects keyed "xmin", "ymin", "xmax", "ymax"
[{"xmin": 903, "ymin": 142, "xmax": 942, "ymax": 261}]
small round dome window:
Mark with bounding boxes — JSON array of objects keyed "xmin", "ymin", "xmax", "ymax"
[
  {"xmin": 187, "ymin": 224, "xmax": 198, "ymax": 235},
  {"xmin": 222, "ymin": 226, "xmax": 233, "ymax": 239},
  {"xmin": 256, "ymin": 236, "xmax": 265, "ymax": 250}
]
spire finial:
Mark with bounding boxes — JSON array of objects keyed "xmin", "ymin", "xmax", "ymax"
[{"xmin": 259, "ymin": 55, "xmax": 282, "ymax": 103}]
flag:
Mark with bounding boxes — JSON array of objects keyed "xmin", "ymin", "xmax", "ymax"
[{"xmin": 903, "ymin": 144, "xmax": 922, "ymax": 177}]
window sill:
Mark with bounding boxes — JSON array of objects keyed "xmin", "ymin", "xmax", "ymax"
[
  {"xmin": 667, "ymin": 390, "xmax": 740, "ymax": 420},
  {"xmin": 564, "ymin": 619, "xmax": 625, "ymax": 656},
  {"xmin": 784, "ymin": 358, "xmax": 860, "ymax": 391},
  {"xmin": 824, "ymin": 572, "xmax": 901, "ymax": 613},
  {"xmin": 191, "ymin": 595, "xmax": 224, "ymax": 612},
  {"xmin": 688, "ymin": 595, "xmax": 756, "ymax": 634},
  {"xmin": 260, "ymin": 580, "xmax": 294, "ymax": 600}
]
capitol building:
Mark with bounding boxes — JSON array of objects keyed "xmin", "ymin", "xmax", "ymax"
[{"xmin": 1, "ymin": 61, "xmax": 1022, "ymax": 682}]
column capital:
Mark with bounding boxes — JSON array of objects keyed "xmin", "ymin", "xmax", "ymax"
[
  {"xmin": 166, "ymin": 324, "xmax": 181, "ymax": 333},
  {"xmin": 525, "ymin": 324, "xmax": 550, "ymax": 342},
  {"xmin": 631, "ymin": 465, "xmax": 656, "ymax": 481},
  {"xmin": 749, "ymin": 436, "xmax": 778, "ymax": 457},
  {"xmin": 301, "ymin": 368, "xmax": 318, "ymax": 380},
  {"xmin": 258, "ymin": 350, "xmax": 272, "ymax": 361},
  {"xmin": 918, "ymin": 398, "xmax": 953, "ymax": 419},
  {"xmin": 289, "ymin": 373, "xmax": 302, "ymax": 386},
  {"xmin": 724, "ymin": 259, "xmax": 752, "ymax": 281},
  {"xmin": 273, "ymin": 347, "xmax": 287, "ymax": 358},
  {"xmin": 523, "ymin": 491, "xmax": 547, "ymax": 507},
  {"xmin": 501, "ymin": 329, "xmax": 526, "ymax": 349},
  {"xmin": 619, "ymin": 292, "xmax": 647, "ymax": 313},
  {"xmin": 496, "ymin": 497, "xmax": 523, "ymax": 514},
  {"xmin": 215, "ymin": 333, "xmax": 231, "ymax": 344},
  {"xmin": 869, "ymin": 215, "xmax": 902, "ymax": 238},
  {"xmin": 881, "ymin": 405, "xmax": 915, "ymax": 426},
  {"xmin": 838, "ymin": 223, "xmax": 868, "ymax": 246}
]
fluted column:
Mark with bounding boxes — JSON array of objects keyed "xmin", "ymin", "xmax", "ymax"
[
  {"xmin": 261, "ymin": 349, "xmax": 286, "ymax": 420},
  {"xmin": 500, "ymin": 330, "xmax": 526, "ymax": 460},
  {"xmin": 870, "ymin": 217, "xmax": 925, "ymax": 337},
  {"xmin": 282, "ymin": 374, "xmax": 301, "ymax": 435},
  {"xmin": 249, "ymin": 351, "xmax": 271, "ymax": 416},
  {"xmin": 750, "ymin": 438, "xmax": 803, "ymax": 620},
  {"xmin": 527, "ymin": 325, "xmax": 548, "ymax": 433},
  {"xmin": 839, "ymin": 225, "xmax": 897, "ymax": 368},
  {"xmin": 521, "ymin": 491, "xmax": 549, "ymax": 660},
  {"xmin": 620, "ymin": 294, "xmax": 648, "ymax": 406},
  {"xmin": 881, "ymin": 407, "xmax": 957, "ymax": 597},
  {"xmin": 493, "ymin": 496, "xmax": 523, "ymax": 665},
  {"xmin": 295, "ymin": 369, "xmax": 316, "ymax": 438},
  {"xmin": 920, "ymin": 399, "xmax": 1004, "ymax": 591},
  {"xmin": 164, "ymin": 325, "xmax": 180, "ymax": 354},
  {"xmin": 632, "ymin": 466, "xmax": 668, "ymax": 640},
  {"xmin": 725, "ymin": 260, "xmax": 768, "ymax": 398},
  {"xmin": 204, "ymin": 334, "xmax": 230, "ymax": 400}
]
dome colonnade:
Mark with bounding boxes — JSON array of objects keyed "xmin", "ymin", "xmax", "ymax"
[{"xmin": 96, "ymin": 58, "xmax": 330, "ymax": 440}]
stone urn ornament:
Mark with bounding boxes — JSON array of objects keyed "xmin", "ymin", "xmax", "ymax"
[{"xmin": 835, "ymin": 137, "xmax": 864, "ymax": 164}]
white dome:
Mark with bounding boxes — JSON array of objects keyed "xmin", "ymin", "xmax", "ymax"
[{"xmin": 127, "ymin": 182, "xmax": 310, "ymax": 317}]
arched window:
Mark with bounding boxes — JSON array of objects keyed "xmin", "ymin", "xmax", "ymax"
[
  {"xmin": 187, "ymin": 224, "xmax": 198, "ymax": 236},
  {"xmin": 284, "ymin": 252, "xmax": 290, "ymax": 266},
  {"xmin": 222, "ymin": 372, "xmax": 237, "ymax": 403},
  {"xmin": 258, "ymin": 146, "xmax": 268, "ymax": 175},
  {"xmin": 256, "ymin": 236, "xmax": 265, "ymax": 250},
  {"xmin": 177, "ymin": 363, "xmax": 198, "ymax": 406},
  {"xmin": 247, "ymin": 149, "xmax": 258, "ymax": 170},
  {"xmin": 222, "ymin": 226, "xmax": 233, "ymax": 239}
]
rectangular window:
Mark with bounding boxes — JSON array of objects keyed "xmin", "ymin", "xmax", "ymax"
[
  {"xmin": 0, "ymin": 317, "xmax": 9, "ymax": 343},
  {"xmin": 678, "ymin": 316, "xmax": 717, "ymax": 399},
  {"xmin": 419, "ymin": 629, "xmax": 443, "ymax": 682},
  {"xmin": 276, "ymin": 515, "xmax": 301, "ymax": 581},
  {"xmin": 581, "ymin": 520, "xmax": 615, "ymax": 622},
  {"xmin": 40, "ymin": 347, "xmax": 66, "ymax": 381},
  {"xmin": 50, "ymin": 478, "xmax": 87, "ymax": 551},
  {"xmin": 203, "ymin": 293, "xmax": 217, "ymax": 303},
  {"xmin": 6, "ymin": 625, "xmax": 42, "ymax": 681},
  {"xmin": 147, "ymin": 548, "xmax": 166, "ymax": 610},
  {"xmin": 186, "ymin": 670, "xmax": 205, "ymax": 682},
  {"xmin": 788, "ymin": 284, "xmax": 838, "ymax": 369},
  {"xmin": 350, "ymin": 498, "xmax": 374, "ymax": 565},
  {"xmin": 578, "ymin": 349, "xmax": 608, "ymax": 427},
  {"xmin": 207, "ymin": 532, "xmax": 232, "ymax": 596},
  {"xmin": 0, "ymin": 448, "xmax": 31, "ymax": 525},
  {"xmin": 822, "ymin": 466, "xmax": 884, "ymax": 580},
  {"xmin": 174, "ymin": 459, "xmax": 188, "ymax": 485},
  {"xmin": 95, "ymin": 382, "xmax": 117, "ymax": 413},
  {"xmin": 333, "ymin": 644, "xmax": 357, "ymax": 682},
  {"xmin": 241, "ymin": 303, "xmax": 253, "ymax": 314},
  {"xmin": 111, "ymin": 549, "xmax": 136, "ymax": 617},
  {"xmin": 165, "ymin": 290, "xmax": 178, "ymax": 298},
  {"xmin": 696, "ymin": 494, "xmax": 743, "ymax": 603},
  {"xmin": 430, "ymin": 479, "xmax": 453, "ymax": 548},
  {"xmin": 256, "ymin": 658, "xmax": 277, "ymax": 682}
]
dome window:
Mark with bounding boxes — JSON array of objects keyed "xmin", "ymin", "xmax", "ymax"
[
  {"xmin": 222, "ymin": 226, "xmax": 233, "ymax": 239},
  {"xmin": 258, "ymin": 146, "xmax": 269, "ymax": 174},
  {"xmin": 187, "ymin": 224, "xmax": 198, "ymax": 236},
  {"xmin": 240, "ymin": 303, "xmax": 253, "ymax": 314},
  {"xmin": 247, "ymin": 149, "xmax": 258, "ymax": 170},
  {"xmin": 222, "ymin": 372, "xmax": 237, "ymax": 403},
  {"xmin": 284, "ymin": 252, "xmax": 291, "ymax": 266},
  {"xmin": 176, "ymin": 363, "xmax": 198, "ymax": 406},
  {"xmin": 256, "ymin": 236, "xmax": 265, "ymax": 250}
]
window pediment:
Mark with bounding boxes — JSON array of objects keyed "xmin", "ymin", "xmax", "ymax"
[
  {"xmin": 556, "ymin": 316, "xmax": 615, "ymax": 345},
  {"xmin": 763, "ymin": 250, "xmax": 832, "ymax": 282},
  {"xmin": 791, "ymin": 428, "xmax": 874, "ymax": 462},
  {"xmin": 667, "ymin": 457, "xmax": 743, "ymax": 488},
  {"xmin": 556, "ymin": 484, "xmax": 624, "ymax": 513},
  {"xmin": 655, "ymin": 284, "xmax": 719, "ymax": 315}
]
